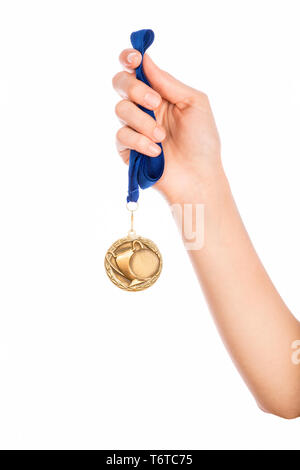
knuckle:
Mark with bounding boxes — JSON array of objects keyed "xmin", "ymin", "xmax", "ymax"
[
  {"xmin": 120, "ymin": 149, "xmax": 130, "ymax": 164},
  {"xmin": 118, "ymin": 50, "xmax": 126, "ymax": 63},
  {"xmin": 116, "ymin": 126, "xmax": 126, "ymax": 143},
  {"xmin": 198, "ymin": 91, "xmax": 209, "ymax": 103},
  {"xmin": 127, "ymin": 81, "xmax": 143, "ymax": 101},
  {"xmin": 112, "ymin": 71, "xmax": 121, "ymax": 88},
  {"xmin": 191, "ymin": 91, "xmax": 210, "ymax": 109},
  {"xmin": 115, "ymin": 99, "xmax": 128, "ymax": 117},
  {"xmin": 112, "ymin": 71, "xmax": 126, "ymax": 88}
]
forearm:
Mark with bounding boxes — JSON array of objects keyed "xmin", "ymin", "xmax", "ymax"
[{"xmin": 170, "ymin": 167, "xmax": 300, "ymax": 419}]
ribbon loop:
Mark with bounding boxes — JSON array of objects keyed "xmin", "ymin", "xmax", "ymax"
[{"xmin": 127, "ymin": 29, "xmax": 165, "ymax": 203}]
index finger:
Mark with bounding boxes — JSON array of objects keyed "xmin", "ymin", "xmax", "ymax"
[{"xmin": 119, "ymin": 48, "xmax": 142, "ymax": 72}]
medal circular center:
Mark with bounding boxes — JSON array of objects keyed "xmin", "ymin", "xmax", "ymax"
[{"xmin": 130, "ymin": 248, "xmax": 160, "ymax": 280}]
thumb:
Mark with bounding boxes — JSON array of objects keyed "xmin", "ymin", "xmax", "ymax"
[{"xmin": 143, "ymin": 54, "xmax": 195, "ymax": 104}]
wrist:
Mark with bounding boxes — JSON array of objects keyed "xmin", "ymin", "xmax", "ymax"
[
  {"xmin": 164, "ymin": 163, "xmax": 235, "ymax": 253},
  {"xmin": 164, "ymin": 163, "xmax": 229, "ymax": 207}
]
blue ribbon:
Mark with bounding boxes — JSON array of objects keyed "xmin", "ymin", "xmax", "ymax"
[{"xmin": 127, "ymin": 29, "xmax": 165, "ymax": 203}]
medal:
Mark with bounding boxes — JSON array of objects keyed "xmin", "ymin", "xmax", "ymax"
[
  {"xmin": 105, "ymin": 29, "xmax": 164, "ymax": 291},
  {"xmin": 105, "ymin": 203, "xmax": 162, "ymax": 291}
]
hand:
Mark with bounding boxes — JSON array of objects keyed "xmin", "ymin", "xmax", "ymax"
[{"xmin": 113, "ymin": 49, "xmax": 223, "ymax": 203}]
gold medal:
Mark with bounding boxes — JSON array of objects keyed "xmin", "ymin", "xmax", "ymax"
[{"xmin": 104, "ymin": 204, "xmax": 162, "ymax": 291}]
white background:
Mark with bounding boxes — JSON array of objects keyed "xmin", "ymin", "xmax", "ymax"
[{"xmin": 0, "ymin": 0, "xmax": 299, "ymax": 450}]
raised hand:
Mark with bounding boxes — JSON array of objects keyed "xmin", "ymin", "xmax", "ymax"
[{"xmin": 113, "ymin": 49, "xmax": 222, "ymax": 203}]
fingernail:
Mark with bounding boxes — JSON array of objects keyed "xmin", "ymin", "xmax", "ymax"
[
  {"xmin": 148, "ymin": 143, "xmax": 161, "ymax": 156},
  {"xmin": 127, "ymin": 52, "xmax": 138, "ymax": 64},
  {"xmin": 153, "ymin": 126, "xmax": 165, "ymax": 142},
  {"xmin": 144, "ymin": 93, "xmax": 161, "ymax": 108}
]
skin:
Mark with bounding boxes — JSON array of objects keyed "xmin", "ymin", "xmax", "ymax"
[{"xmin": 112, "ymin": 48, "xmax": 300, "ymax": 419}]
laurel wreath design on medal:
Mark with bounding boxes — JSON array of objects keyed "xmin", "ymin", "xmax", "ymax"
[{"xmin": 104, "ymin": 235, "xmax": 162, "ymax": 291}]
